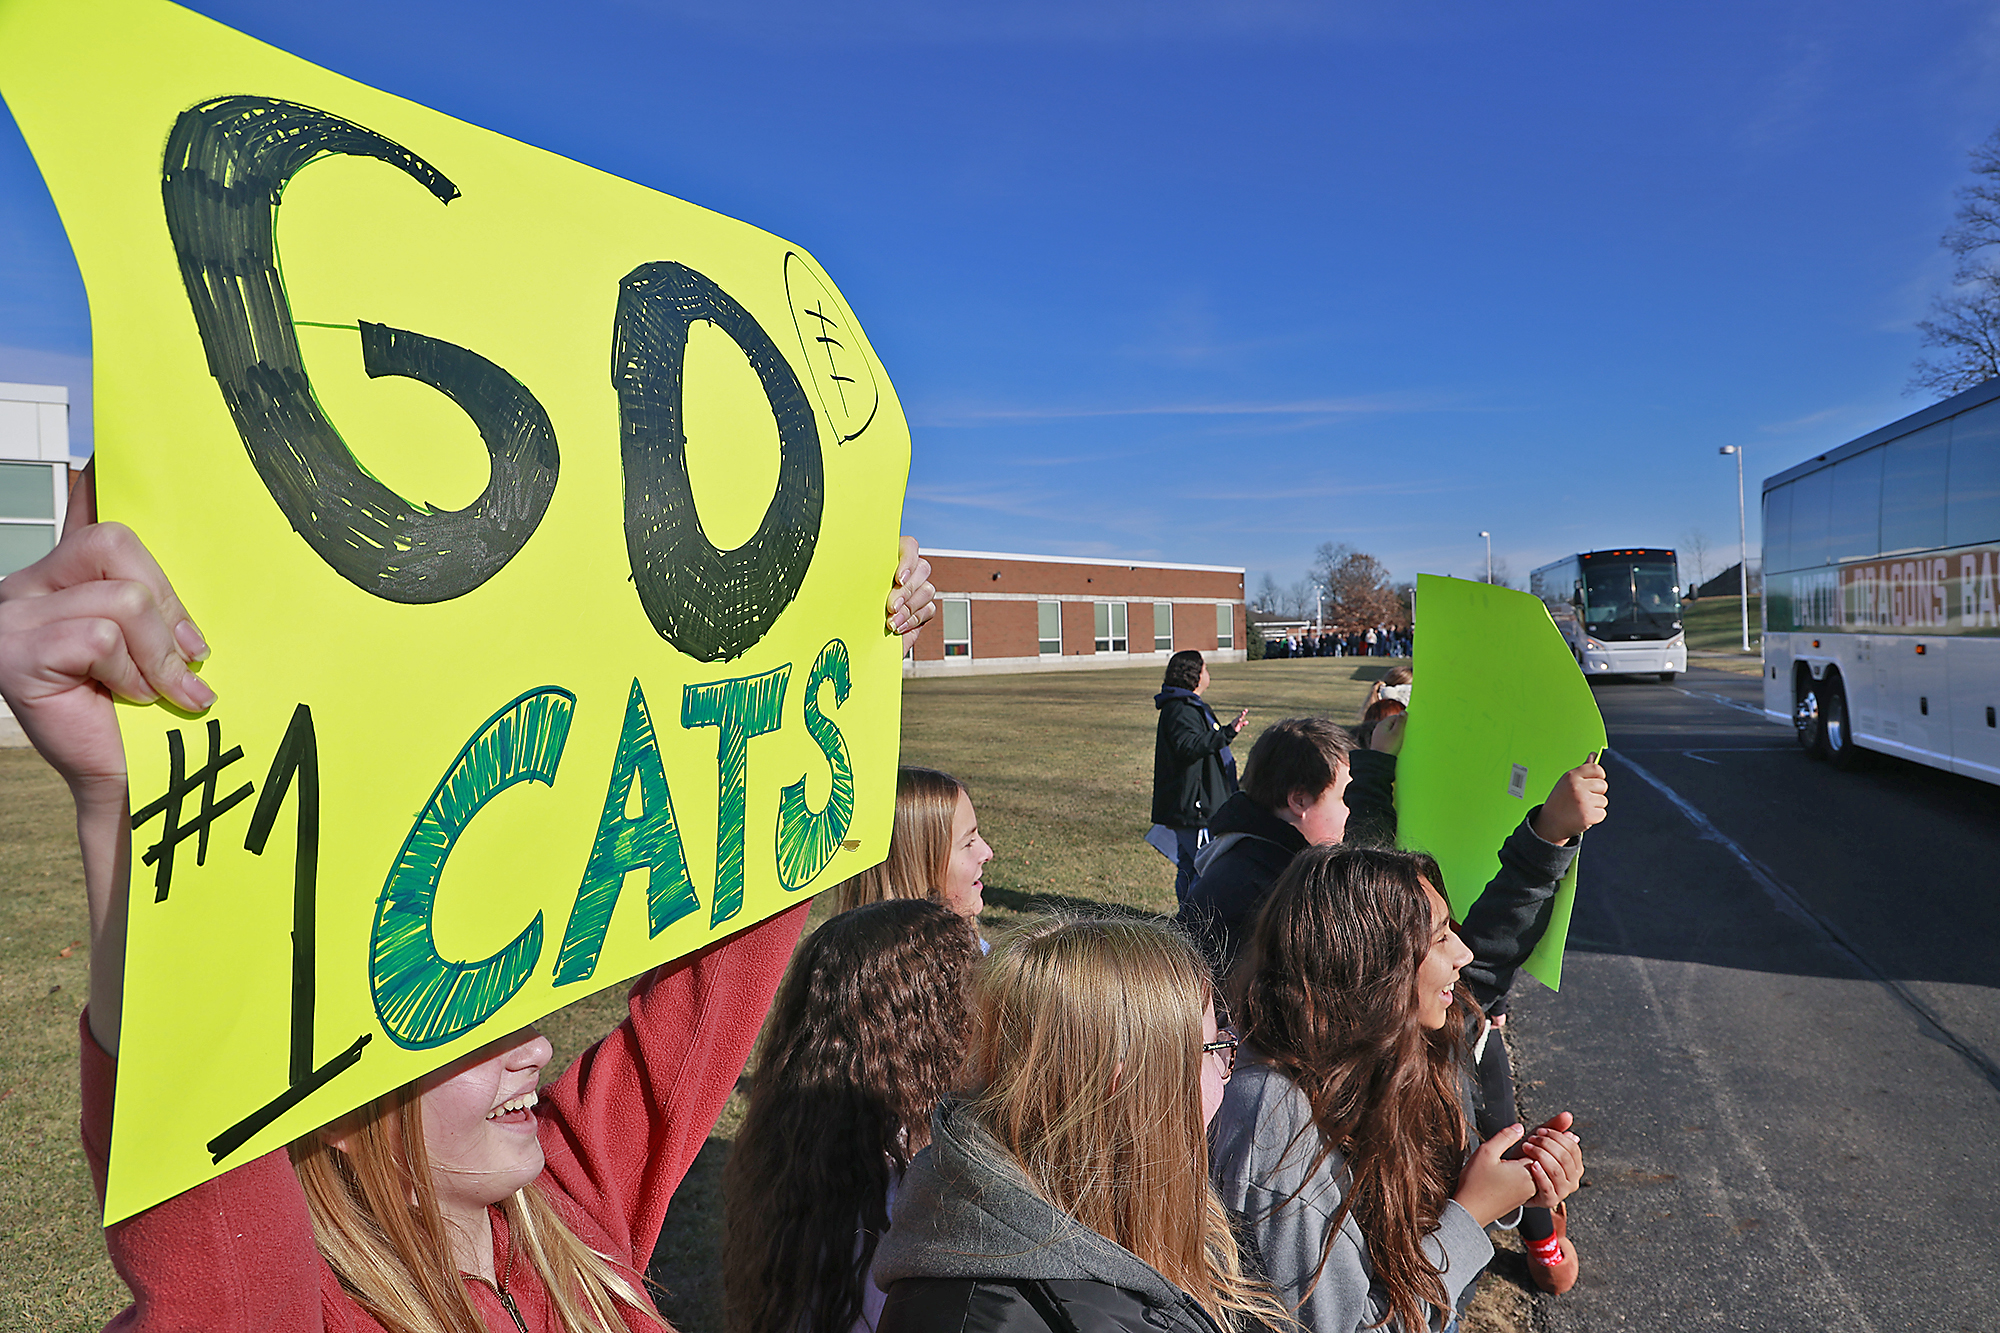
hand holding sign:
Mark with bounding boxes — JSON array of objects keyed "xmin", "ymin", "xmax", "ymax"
[{"xmin": 1530, "ymin": 756, "xmax": 1609, "ymax": 847}]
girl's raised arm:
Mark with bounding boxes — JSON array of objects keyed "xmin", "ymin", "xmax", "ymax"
[{"xmin": 0, "ymin": 510, "xmax": 211, "ymax": 1055}]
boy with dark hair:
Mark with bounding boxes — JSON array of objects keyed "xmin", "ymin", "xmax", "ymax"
[{"xmin": 1175, "ymin": 716, "xmax": 1395, "ymax": 981}]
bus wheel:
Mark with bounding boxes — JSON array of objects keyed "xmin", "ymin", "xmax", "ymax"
[
  {"xmin": 1658, "ymin": 671, "xmax": 1677, "ymax": 683},
  {"xmin": 1820, "ymin": 674, "xmax": 1863, "ymax": 770},
  {"xmin": 1794, "ymin": 676, "xmax": 1826, "ymax": 757}
]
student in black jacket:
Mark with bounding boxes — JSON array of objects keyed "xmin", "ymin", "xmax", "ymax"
[
  {"xmin": 1177, "ymin": 715, "xmax": 1389, "ymax": 989},
  {"xmin": 1151, "ymin": 651, "xmax": 1249, "ymax": 903}
]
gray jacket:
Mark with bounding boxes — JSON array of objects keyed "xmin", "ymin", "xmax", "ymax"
[
  {"xmin": 1209, "ymin": 1060, "xmax": 1491, "ymax": 1333},
  {"xmin": 873, "ymin": 1099, "xmax": 1226, "ymax": 1333}
]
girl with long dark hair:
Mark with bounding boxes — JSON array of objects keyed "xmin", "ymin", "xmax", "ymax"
[
  {"xmin": 721, "ymin": 899, "xmax": 980, "ymax": 1333},
  {"xmin": 1214, "ymin": 840, "xmax": 1588, "ymax": 1333}
]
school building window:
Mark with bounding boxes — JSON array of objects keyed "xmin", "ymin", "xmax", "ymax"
[
  {"xmin": 0, "ymin": 461, "xmax": 60, "ymax": 578},
  {"xmin": 942, "ymin": 598, "xmax": 971, "ymax": 656},
  {"xmin": 1094, "ymin": 601, "xmax": 1127, "ymax": 653},
  {"xmin": 1154, "ymin": 601, "xmax": 1174, "ymax": 651},
  {"xmin": 1038, "ymin": 600, "xmax": 1062, "ymax": 655},
  {"xmin": 1215, "ymin": 603, "xmax": 1234, "ymax": 649}
]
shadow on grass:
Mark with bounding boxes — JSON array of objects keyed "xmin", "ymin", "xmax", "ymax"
[{"xmin": 980, "ymin": 884, "xmax": 1164, "ymax": 918}]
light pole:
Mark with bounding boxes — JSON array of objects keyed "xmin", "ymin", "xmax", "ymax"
[
  {"xmin": 1313, "ymin": 583, "xmax": 1324, "ymax": 637},
  {"xmin": 1718, "ymin": 446, "xmax": 1749, "ymax": 652},
  {"xmin": 1478, "ymin": 531, "xmax": 1492, "ymax": 585}
]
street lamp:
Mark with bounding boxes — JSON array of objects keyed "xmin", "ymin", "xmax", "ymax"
[
  {"xmin": 1718, "ymin": 446, "xmax": 1749, "ymax": 652},
  {"xmin": 1478, "ymin": 531, "xmax": 1492, "ymax": 585}
]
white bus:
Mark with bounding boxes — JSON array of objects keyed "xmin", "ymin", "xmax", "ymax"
[
  {"xmin": 1762, "ymin": 376, "xmax": 2000, "ymax": 782},
  {"xmin": 1529, "ymin": 548, "xmax": 1688, "ymax": 681}
]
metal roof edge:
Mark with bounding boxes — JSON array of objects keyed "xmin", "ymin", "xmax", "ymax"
[
  {"xmin": 921, "ymin": 548, "xmax": 1246, "ymax": 575},
  {"xmin": 1760, "ymin": 376, "xmax": 2000, "ymax": 494}
]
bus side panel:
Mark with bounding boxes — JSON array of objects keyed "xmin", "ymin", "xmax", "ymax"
[
  {"xmin": 1949, "ymin": 636, "xmax": 2000, "ymax": 781},
  {"xmin": 1763, "ymin": 632, "xmax": 1792, "ymax": 721},
  {"xmin": 1900, "ymin": 633, "xmax": 1952, "ymax": 760}
]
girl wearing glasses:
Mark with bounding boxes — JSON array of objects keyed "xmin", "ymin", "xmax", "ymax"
[
  {"xmin": 1212, "ymin": 839, "xmax": 1591, "ymax": 1333},
  {"xmin": 870, "ymin": 916, "xmax": 1285, "ymax": 1333}
]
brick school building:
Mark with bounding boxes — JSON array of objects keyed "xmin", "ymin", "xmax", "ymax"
[{"xmin": 907, "ymin": 548, "xmax": 1246, "ymax": 677}]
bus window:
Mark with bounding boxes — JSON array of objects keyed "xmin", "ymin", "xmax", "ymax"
[
  {"xmin": 1946, "ymin": 402, "xmax": 2000, "ymax": 548},
  {"xmin": 1584, "ymin": 559, "xmax": 1680, "ymax": 631},
  {"xmin": 1763, "ymin": 482, "xmax": 1793, "ymax": 574},
  {"xmin": 1827, "ymin": 448, "xmax": 1884, "ymax": 564},
  {"xmin": 1788, "ymin": 467, "xmax": 1832, "ymax": 569},
  {"xmin": 1880, "ymin": 420, "xmax": 1950, "ymax": 556}
]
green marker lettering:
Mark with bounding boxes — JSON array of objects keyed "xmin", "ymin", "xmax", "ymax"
[
  {"xmin": 553, "ymin": 679, "xmax": 700, "ymax": 986},
  {"xmin": 775, "ymin": 640, "xmax": 854, "ymax": 891},
  {"xmin": 370, "ymin": 688, "xmax": 572, "ymax": 1050},
  {"xmin": 682, "ymin": 666, "xmax": 790, "ymax": 927}
]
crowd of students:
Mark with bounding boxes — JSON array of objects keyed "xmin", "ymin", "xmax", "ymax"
[
  {"xmin": 0, "ymin": 502, "xmax": 1606, "ymax": 1333},
  {"xmin": 1262, "ymin": 628, "xmax": 1411, "ymax": 659}
]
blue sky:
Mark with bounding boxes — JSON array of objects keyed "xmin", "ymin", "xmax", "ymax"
[{"xmin": 5, "ymin": 0, "xmax": 1999, "ymax": 592}]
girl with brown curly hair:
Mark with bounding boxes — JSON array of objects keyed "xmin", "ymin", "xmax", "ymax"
[
  {"xmin": 722, "ymin": 899, "xmax": 981, "ymax": 1333},
  {"xmin": 1213, "ymin": 845, "xmax": 1586, "ymax": 1333}
]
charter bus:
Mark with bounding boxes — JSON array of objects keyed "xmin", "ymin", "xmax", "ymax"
[
  {"xmin": 1762, "ymin": 376, "xmax": 2000, "ymax": 783},
  {"xmin": 1529, "ymin": 548, "xmax": 1687, "ymax": 681}
]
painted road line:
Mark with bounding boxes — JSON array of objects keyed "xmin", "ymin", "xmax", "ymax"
[{"xmin": 1605, "ymin": 747, "xmax": 2000, "ymax": 1095}]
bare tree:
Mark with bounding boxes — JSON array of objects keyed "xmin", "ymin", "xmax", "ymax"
[
  {"xmin": 1685, "ymin": 529, "xmax": 1711, "ymax": 590},
  {"xmin": 1911, "ymin": 286, "xmax": 2000, "ymax": 397},
  {"xmin": 1474, "ymin": 556, "xmax": 1517, "ymax": 590},
  {"xmin": 1311, "ymin": 541, "xmax": 1406, "ymax": 630},
  {"xmin": 1911, "ymin": 125, "xmax": 2000, "ymax": 397}
]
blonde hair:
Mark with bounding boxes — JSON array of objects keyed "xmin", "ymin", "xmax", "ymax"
[
  {"xmin": 289, "ymin": 1084, "xmax": 662, "ymax": 1333},
  {"xmin": 834, "ymin": 765, "xmax": 966, "ymax": 912},
  {"xmin": 969, "ymin": 916, "xmax": 1291, "ymax": 1330}
]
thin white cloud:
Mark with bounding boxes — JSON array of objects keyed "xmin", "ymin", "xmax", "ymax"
[
  {"xmin": 612, "ymin": 0, "xmax": 1418, "ymax": 47},
  {"xmin": 1195, "ymin": 478, "xmax": 1472, "ymax": 503},
  {"xmin": 913, "ymin": 393, "xmax": 1453, "ymax": 428},
  {"xmin": 1758, "ymin": 406, "xmax": 1847, "ymax": 435}
]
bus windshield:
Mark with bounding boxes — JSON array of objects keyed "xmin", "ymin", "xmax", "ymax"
[{"xmin": 1583, "ymin": 561, "xmax": 1680, "ymax": 639}]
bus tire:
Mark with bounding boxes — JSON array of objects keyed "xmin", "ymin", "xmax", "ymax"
[
  {"xmin": 1794, "ymin": 673, "xmax": 1826, "ymax": 758},
  {"xmin": 1658, "ymin": 671, "xmax": 1677, "ymax": 683},
  {"xmin": 1820, "ymin": 673, "xmax": 1864, "ymax": 770}
]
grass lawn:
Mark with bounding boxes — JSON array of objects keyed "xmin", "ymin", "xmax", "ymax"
[
  {"xmin": 4, "ymin": 656, "xmax": 1537, "ymax": 1332},
  {"xmin": 1682, "ymin": 593, "xmax": 1763, "ymax": 654}
]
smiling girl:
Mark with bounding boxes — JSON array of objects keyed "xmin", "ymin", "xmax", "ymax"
[
  {"xmin": 834, "ymin": 765, "xmax": 994, "ymax": 919},
  {"xmin": 0, "ymin": 508, "xmax": 935, "ymax": 1333},
  {"xmin": 1212, "ymin": 838, "xmax": 1590, "ymax": 1333}
]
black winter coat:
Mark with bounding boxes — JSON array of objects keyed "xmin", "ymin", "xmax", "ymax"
[
  {"xmin": 1174, "ymin": 749, "xmax": 1397, "ymax": 987},
  {"xmin": 1150, "ymin": 689, "xmax": 1239, "ymax": 829},
  {"xmin": 1174, "ymin": 791, "xmax": 1307, "ymax": 984}
]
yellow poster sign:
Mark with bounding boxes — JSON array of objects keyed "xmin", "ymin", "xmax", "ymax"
[{"xmin": 0, "ymin": 0, "xmax": 908, "ymax": 1223}]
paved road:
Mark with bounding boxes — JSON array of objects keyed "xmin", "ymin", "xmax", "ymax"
[{"xmin": 1508, "ymin": 666, "xmax": 2000, "ymax": 1333}]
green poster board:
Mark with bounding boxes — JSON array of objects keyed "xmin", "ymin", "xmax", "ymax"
[{"xmin": 1395, "ymin": 575, "xmax": 1607, "ymax": 990}]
